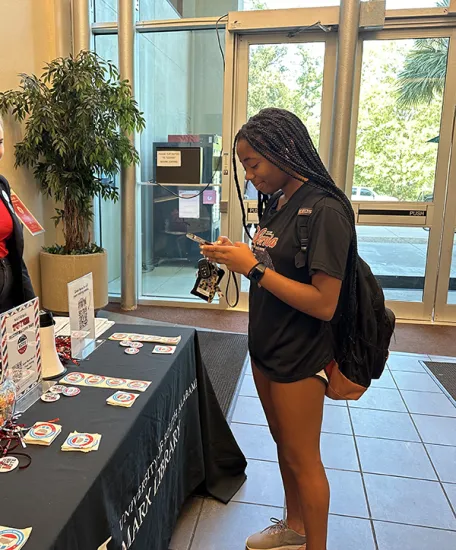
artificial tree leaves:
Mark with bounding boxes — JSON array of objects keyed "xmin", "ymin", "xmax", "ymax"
[{"xmin": 0, "ymin": 51, "xmax": 145, "ymax": 254}]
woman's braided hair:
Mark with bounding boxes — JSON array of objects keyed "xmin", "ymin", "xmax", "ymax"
[{"xmin": 233, "ymin": 107, "xmax": 358, "ymax": 360}]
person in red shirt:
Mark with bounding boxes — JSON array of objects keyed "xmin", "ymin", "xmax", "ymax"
[{"xmin": 0, "ymin": 116, "xmax": 35, "ymax": 312}]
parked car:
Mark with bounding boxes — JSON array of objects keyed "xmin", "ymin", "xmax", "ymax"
[
  {"xmin": 417, "ymin": 191, "xmax": 434, "ymax": 202},
  {"xmin": 351, "ymin": 186, "xmax": 399, "ymax": 201}
]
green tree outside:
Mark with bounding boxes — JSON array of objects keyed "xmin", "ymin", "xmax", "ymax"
[
  {"xmin": 354, "ymin": 40, "xmax": 446, "ymax": 201},
  {"xmin": 246, "ymin": 0, "xmax": 449, "ymax": 201}
]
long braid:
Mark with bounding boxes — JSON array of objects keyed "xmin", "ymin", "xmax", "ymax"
[{"xmin": 232, "ymin": 108, "xmax": 358, "ymax": 363}]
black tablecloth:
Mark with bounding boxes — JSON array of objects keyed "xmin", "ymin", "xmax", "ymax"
[{"xmin": 0, "ymin": 324, "xmax": 247, "ymax": 550}]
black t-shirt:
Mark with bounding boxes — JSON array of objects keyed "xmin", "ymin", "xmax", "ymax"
[{"xmin": 248, "ymin": 183, "xmax": 353, "ymax": 383}]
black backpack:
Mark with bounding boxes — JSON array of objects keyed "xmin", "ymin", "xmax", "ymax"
[{"xmin": 296, "ymin": 196, "xmax": 396, "ymax": 400}]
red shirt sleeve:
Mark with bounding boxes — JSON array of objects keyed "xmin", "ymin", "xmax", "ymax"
[{"xmin": 0, "ymin": 199, "xmax": 13, "ymax": 258}]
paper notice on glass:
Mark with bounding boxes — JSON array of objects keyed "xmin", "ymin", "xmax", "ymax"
[
  {"xmin": 179, "ymin": 190, "xmax": 200, "ymax": 219},
  {"xmin": 157, "ymin": 150, "xmax": 181, "ymax": 167}
]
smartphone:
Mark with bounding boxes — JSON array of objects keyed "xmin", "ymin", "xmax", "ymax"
[{"xmin": 186, "ymin": 233, "xmax": 212, "ymax": 246}]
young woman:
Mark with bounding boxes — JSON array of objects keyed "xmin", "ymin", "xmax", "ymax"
[
  {"xmin": 202, "ymin": 108, "xmax": 357, "ymax": 550},
  {"xmin": 0, "ymin": 116, "xmax": 35, "ymax": 312}
]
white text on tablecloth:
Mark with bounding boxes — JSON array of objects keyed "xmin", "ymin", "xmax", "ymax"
[{"xmin": 119, "ymin": 377, "xmax": 198, "ymax": 548}]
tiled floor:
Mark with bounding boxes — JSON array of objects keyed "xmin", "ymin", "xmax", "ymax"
[{"xmin": 169, "ymin": 352, "xmax": 456, "ymax": 550}]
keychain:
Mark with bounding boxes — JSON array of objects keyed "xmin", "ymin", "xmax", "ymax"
[{"xmin": 191, "ymin": 259, "xmax": 225, "ymax": 303}]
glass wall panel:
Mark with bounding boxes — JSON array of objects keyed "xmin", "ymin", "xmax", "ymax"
[
  {"xmin": 93, "ymin": 34, "xmax": 122, "ymax": 296},
  {"xmin": 94, "ymin": 0, "xmax": 450, "ymax": 24},
  {"xmin": 138, "ymin": 30, "xmax": 224, "ymax": 300},
  {"xmin": 95, "ymin": 0, "xmax": 118, "ymax": 22},
  {"xmin": 140, "ymin": 0, "xmax": 239, "ymax": 20},
  {"xmin": 243, "ymin": 0, "xmax": 447, "ymax": 11}
]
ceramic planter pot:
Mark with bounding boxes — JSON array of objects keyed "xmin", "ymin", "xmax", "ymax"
[{"xmin": 40, "ymin": 250, "xmax": 108, "ymax": 314}]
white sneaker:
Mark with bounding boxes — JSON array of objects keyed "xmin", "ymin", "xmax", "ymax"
[{"xmin": 245, "ymin": 518, "xmax": 307, "ymax": 550}]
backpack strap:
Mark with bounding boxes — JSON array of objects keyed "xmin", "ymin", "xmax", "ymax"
[{"xmin": 295, "ymin": 195, "xmax": 326, "ymax": 268}]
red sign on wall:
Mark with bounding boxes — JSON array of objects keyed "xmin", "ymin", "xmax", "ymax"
[{"xmin": 10, "ymin": 191, "xmax": 45, "ymax": 236}]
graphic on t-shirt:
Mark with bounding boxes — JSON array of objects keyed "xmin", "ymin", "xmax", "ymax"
[{"xmin": 251, "ymin": 227, "xmax": 277, "ymax": 271}]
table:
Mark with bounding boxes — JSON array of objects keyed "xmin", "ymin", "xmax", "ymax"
[{"xmin": 0, "ymin": 324, "xmax": 247, "ymax": 550}]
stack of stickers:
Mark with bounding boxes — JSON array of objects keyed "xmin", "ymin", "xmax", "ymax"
[
  {"xmin": 119, "ymin": 340, "xmax": 143, "ymax": 355},
  {"xmin": 152, "ymin": 345, "xmax": 176, "ymax": 355},
  {"xmin": 23, "ymin": 422, "xmax": 62, "ymax": 446},
  {"xmin": 109, "ymin": 333, "xmax": 181, "ymax": 345},
  {"xmin": 59, "ymin": 372, "xmax": 151, "ymax": 392},
  {"xmin": 61, "ymin": 432, "xmax": 102, "ymax": 453},
  {"xmin": 0, "ymin": 526, "xmax": 32, "ymax": 550},
  {"xmin": 107, "ymin": 391, "xmax": 139, "ymax": 408},
  {"xmin": 41, "ymin": 384, "xmax": 80, "ymax": 403}
]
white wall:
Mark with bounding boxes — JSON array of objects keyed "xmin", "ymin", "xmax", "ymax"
[{"xmin": 0, "ymin": 0, "xmax": 72, "ymax": 298}]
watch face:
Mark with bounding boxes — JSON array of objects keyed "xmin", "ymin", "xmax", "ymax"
[{"xmin": 249, "ymin": 264, "xmax": 266, "ymax": 283}]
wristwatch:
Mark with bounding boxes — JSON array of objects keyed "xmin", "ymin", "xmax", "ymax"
[{"xmin": 247, "ymin": 263, "xmax": 267, "ymax": 284}]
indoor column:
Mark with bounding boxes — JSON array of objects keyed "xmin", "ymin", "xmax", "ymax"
[
  {"xmin": 118, "ymin": 0, "xmax": 137, "ymax": 310},
  {"xmin": 329, "ymin": 0, "xmax": 361, "ymax": 192}
]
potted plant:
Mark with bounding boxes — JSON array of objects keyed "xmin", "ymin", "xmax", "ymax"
[{"xmin": 0, "ymin": 51, "xmax": 145, "ymax": 313}]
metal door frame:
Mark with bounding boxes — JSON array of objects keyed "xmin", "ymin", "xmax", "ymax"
[
  {"xmin": 435, "ymin": 106, "xmax": 456, "ymax": 322},
  {"xmin": 348, "ymin": 27, "xmax": 456, "ymax": 322}
]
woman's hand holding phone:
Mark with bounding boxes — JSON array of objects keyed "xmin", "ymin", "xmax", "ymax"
[{"xmin": 201, "ymin": 237, "xmax": 257, "ymax": 277}]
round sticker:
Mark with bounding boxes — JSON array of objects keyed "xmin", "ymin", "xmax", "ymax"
[
  {"xmin": 41, "ymin": 392, "xmax": 61, "ymax": 403},
  {"xmin": 105, "ymin": 377, "xmax": 127, "ymax": 387},
  {"xmin": 0, "ymin": 456, "xmax": 19, "ymax": 474},
  {"xmin": 0, "ymin": 527, "xmax": 25, "ymax": 549},
  {"xmin": 125, "ymin": 348, "xmax": 140, "ymax": 356},
  {"xmin": 112, "ymin": 333, "xmax": 129, "ymax": 341},
  {"xmin": 29, "ymin": 422, "xmax": 58, "ymax": 439},
  {"xmin": 127, "ymin": 380, "xmax": 148, "ymax": 391},
  {"xmin": 129, "ymin": 341, "xmax": 143, "ymax": 349},
  {"xmin": 67, "ymin": 433, "xmax": 95, "ymax": 450},
  {"xmin": 50, "ymin": 384, "xmax": 67, "ymax": 394},
  {"xmin": 65, "ymin": 372, "xmax": 86, "ymax": 384},
  {"xmin": 84, "ymin": 375, "xmax": 106, "ymax": 386},
  {"xmin": 119, "ymin": 340, "xmax": 132, "ymax": 347},
  {"xmin": 112, "ymin": 392, "xmax": 136, "ymax": 404},
  {"xmin": 17, "ymin": 334, "xmax": 28, "ymax": 356},
  {"xmin": 63, "ymin": 386, "xmax": 80, "ymax": 397}
]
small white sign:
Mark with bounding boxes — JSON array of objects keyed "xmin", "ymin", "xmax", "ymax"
[
  {"xmin": 68, "ymin": 273, "xmax": 96, "ymax": 360},
  {"xmin": 179, "ymin": 190, "xmax": 200, "ymax": 219},
  {"xmin": 0, "ymin": 298, "xmax": 41, "ymax": 398},
  {"xmin": 157, "ymin": 150, "xmax": 182, "ymax": 167}
]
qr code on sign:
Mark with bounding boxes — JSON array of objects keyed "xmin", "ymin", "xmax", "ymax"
[{"xmin": 78, "ymin": 297, "xmax": 88, "ymax": 330}]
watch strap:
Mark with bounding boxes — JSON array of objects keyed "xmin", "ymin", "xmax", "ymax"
[{"xmin": 248, "ymin": 262, "xmax": 266, "ymax": 283}]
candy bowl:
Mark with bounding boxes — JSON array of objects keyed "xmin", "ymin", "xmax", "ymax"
[{"xmin": 0, "ymin": 375, "xmax": 16, "ymax": 429}]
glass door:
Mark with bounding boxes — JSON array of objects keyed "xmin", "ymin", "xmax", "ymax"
[
  {"xmin": 349, "ymin": 28, "xmax": 456, "ymax": 322},
  {"xmin": 229, "ymin": 31, "xmax": 338, "ymax": 308},
  {"xmin": 227, "ymin": 26, "xmax": 456, "ymax": 322}
]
